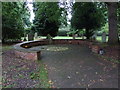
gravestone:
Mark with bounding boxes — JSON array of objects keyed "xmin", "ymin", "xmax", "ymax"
[
  {"xmin": 67, "ymin": 34, "xmax": 69, "ymax": 37},
  {"xmin": 75, "ymin": 34, "xmax": 78, "ymax": 38},
  {"xmin": 81, "ymin": 33, "xmax": 84, "ymax": 39},
  {"xmin": 72, "ymin": 34, "xmax": 75, "ymax": 39},
  {"xmin": 34, "ymin": 32, "xmax": 38, "ymax": 39},
  {"xmin": 26, "ymin": 34, "xmax": 28, "ymax": 41},
  {"xmin": 28, "ymin": 33, "xmax": 34, "ymax": 41},
  {"xmin": 47, "ymin": 34, "xmax": 52, "ymax": 44},
  {"xmin": 75, "ymin": 34, "xmax": 78, "ymax": 37},
  {"xmin": 92, "ymin": 32, "xmax": 97, "ymax": 41},
  {"xmin": 102, "ymin": 32, "xmax": 106, "ymax": 43}
]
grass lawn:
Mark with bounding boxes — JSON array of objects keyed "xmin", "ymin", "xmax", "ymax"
[
  {"xmin": 53, "ymin": 36, "xmax": 82, "ymax": 39},
  {"xmin": 1, "ymin": 45, "xmax": 13, "ymax": 51},
  {"xmin": 33, "ymin": 36, "xmax": 108, "ymax": 42},
  {"xmin": 96, "ymin": 36, "xmax": 108, "ymax": 42}
]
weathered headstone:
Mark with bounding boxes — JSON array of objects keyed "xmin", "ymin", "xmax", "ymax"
[
  {"xmin": 72, "ymin": 34, "xmax": 75, "ymax": 39},
  {"xmin": 67, "ymin": 34, "xmax": 69, "ymax": 37},
  {"xmin": 102, "ymin": 32, "xmax": 106, "ymax": 43},
  {"xmin": 28, "ymin": 33, "xmax": 34, "ymax": 41},
  {"xmin": 92, "ymin": 32, "xmax": 97, "ymax": 41},
  {"xmin": 47, "ymin": 34, "xmax": 52, "ymax": 44},
  {"xmin": 34, "ymin": 32, "xmax": 38, "ymax": 39},
  {"xmin": 75, "ymin": 34, "xmax": 78, "ymax": 37},
  {"xmin": 81, "ymin": 33, "xmax": 84, "ymax": 39},
  {"xmin": 26, "ymin": 34, "xmax": 28, "ymax": 41}
]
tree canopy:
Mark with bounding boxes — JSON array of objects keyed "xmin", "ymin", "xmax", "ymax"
[
  {"xmin": 33, "ymin": 2, "xmax": 67, "ymax": 37},
  {"xmin": 2, "ymin": 2, "xmax": 31, "ymax": 42},
  {"xmin": 71, "ymin": 2, "xmax": 106, "ymax": 39},
  {"xmin": 1, "ymin": 2, "xmax": 119, "ymax": 44}
]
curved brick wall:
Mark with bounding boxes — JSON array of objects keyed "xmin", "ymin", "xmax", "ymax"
[{"xmin": 14, "ymin": 39, "xmax": 100, "ymax": 60}]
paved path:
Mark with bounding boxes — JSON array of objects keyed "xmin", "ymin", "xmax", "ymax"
[{"xmin": 41, "ymin": 44, "xmax": 118, "ymax": 88}]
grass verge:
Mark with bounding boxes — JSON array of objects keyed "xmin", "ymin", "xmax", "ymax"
[
  {"xmin": 96, "ymin": 54, "xmax": 120, "ymax": 64},
  {"xmin": 2, "ymin": 45, "xmax": 12, "ymax": 51},
  {"xmin": 30, "ymin": 60, "xmax": 52, "ymax": 88}
]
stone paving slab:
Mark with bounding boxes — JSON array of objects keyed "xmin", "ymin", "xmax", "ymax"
[{"xmin": 41, "ymin": 44, "xmax": 118, "ymax": 88}]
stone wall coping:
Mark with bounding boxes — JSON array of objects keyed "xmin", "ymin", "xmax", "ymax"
[
  {"xmin": 13, "ymin": 40, "xmax": 45, "ymax": 53},
  {"xmin": 14, "ymin": 39, "xmax": 102, "ymax": 60},
  {"xmin": 13, "ymin": 39, "xmax": 95, "ymax": 53}
]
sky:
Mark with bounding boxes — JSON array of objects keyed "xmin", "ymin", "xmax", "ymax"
[{"xmin": 27, "ymin": 0, "xmax": 35, "ymax": 23}]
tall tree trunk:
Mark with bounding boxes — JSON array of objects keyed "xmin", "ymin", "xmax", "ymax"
[
  {"xmin": 86, "ymin": 29, "xmax": 90, "ymax": 40},
  {"xmin": 107, "ymin": 2, "xmax": 119, "ymax": 44}
]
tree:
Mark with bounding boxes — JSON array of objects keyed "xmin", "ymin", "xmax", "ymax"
[
  {"xmin": 106, "ymin": 2, "xmax": 119, "ymax": 44},
  {"xmin": 2, "ymin": 2, "xmax": 30, "ymax": 42},
  {"xmin": 118, "ymin": 2, "xmax": 120, "ymax": 35},
  {"xmin": 71, "ymin": 2, "xmax": 106, "ymax": 39},
  {"xmin": 0, "ymin": 2, "xmax": 2, "ymax": 41},
  {"xmin": 33, "ymin": 2, "xmax": 66, "ymax": 37}
]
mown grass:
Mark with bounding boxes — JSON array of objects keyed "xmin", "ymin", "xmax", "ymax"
[
  {"xmin": 30, "ymin": 60, "xmax": 52, "ymax": 88},
  {"xmin": 1, "ymin": 45, "xmax": 12, "ymax": 51},
  {"xmin": 32, "ymin": 36, "xmax": 108, "ymax": 42}
]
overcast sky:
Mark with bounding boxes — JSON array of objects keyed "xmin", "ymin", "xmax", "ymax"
[{"xmin": 27, "ymin": 0, "xmax": 35, "ymax": 23}]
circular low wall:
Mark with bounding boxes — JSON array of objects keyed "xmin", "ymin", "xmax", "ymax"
[{"xmin": 14, "ymin": 39, "xmax": 101, "ymax": 60}]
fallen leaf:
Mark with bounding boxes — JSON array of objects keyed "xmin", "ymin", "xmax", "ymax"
[
  {"xmin": 95, "ymin": 72, "xmax": 98, "ymax": 74},
  {"xmin": 100, "ymin": 79, "xmax": 104, "ymax": 82},
  {"xmin": 67, "ymin": 76, "xmax": 71, "ymax": 79},
  {"xmin": 48, "ymin": 80, "xmax": 52, "ymax": 84},
  {"xmin": 88, "ymin": 84, "xmax": 90, "ymax": 87},
  {"xmin": 81, "ymin": 79, "xmax": 84, "ymax": 81},
  {"xmin": 76, "ymin": 72, "xmax": 79, "ymax": 74}
]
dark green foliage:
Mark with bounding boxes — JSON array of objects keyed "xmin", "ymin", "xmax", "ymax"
[
  {"xmin": 40, "ymin": 20, "xmax": 59, "ymax": 37},
  {"xmin": 71, "ymin": 2, "xmax": 106, "ymax": 39},
  {"xmin": 58, "ymin": 31, "xmax": 68, "ymax": 36},
  {"xmin": 2, "ymin": 2, "xmax": 30, "ymax": 42},
  {"xmin": 33, "ymin": 2, "xmax": 66, "ymax": 37}
]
